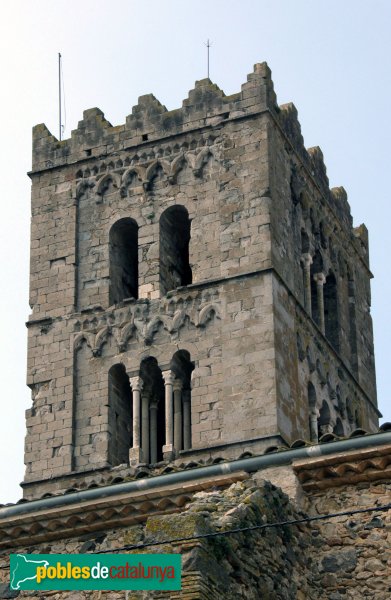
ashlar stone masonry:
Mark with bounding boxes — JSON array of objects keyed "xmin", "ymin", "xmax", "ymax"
[{"xmin": 24, "ymin": 62, "xmax": 379, "ymax": 501}]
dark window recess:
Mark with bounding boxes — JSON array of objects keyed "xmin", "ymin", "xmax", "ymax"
[
  {"xmin": 108, "ymin": 364, "xmax": 132, "ymax": 466},
  {"xmin": 160, "ymin": 205, "xmax": 192, "ymax": 295},
  {"xmin": 324, "ymin": 273, "xmax": 339, "ymax": 351},
  {"xmin": 170, "ymin": 349, "xmax": 195, "ymax": 451},
  {"xmin": 310, "ymin": 251, "xmax": 323, "ymax": 327},
  {"xmin": 140, "ymin": 357, "xmax": 165, "ymax": 464},
  {"xmin": 109, "ymin": 218, "xmax": 138, "ymax": 304},
  {"xmin": 318, "ymin": 400, "xmax": 331, "ymax": 438},
  {"xmin": 333, "ymin": 417, "xmax": 344, "ymax": 437},
  {"xmin": 301, "ymin": 230, "xmax": 310, "ymax": 254}
]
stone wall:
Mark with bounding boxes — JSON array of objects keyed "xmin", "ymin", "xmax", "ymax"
[
  {"xmin": 293, "ymin": 444, "xmax": 391, "ymax": 600},
  {"xmin": 26, "ymin": 83, "xmax": 277, "ymax": 492},
  {"xmin": 268, "ymin": 105, "xmax": 378, "ymax": 441},
  {"xmin": 305, "ymin": 481, "xmax": 390, "ymax": 599},
  {"xmin": 24, "ymin": 271, "xmax": 281, "ymax": 499},
  {"xmin": 273, "ymin": 274, "xmax": 379, "ymax": 443},
  {"xmin": 0, "ymin": 479, "xmax": 320, "ymax": 600},
  {"xmin": 2, "ymin": 467, "xmax": 389, "ymax": 599}
]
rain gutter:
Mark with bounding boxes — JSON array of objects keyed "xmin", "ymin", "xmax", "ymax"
[{"xmin": 1, "ymin": 431, "xmax": 390, "ymax": 520}]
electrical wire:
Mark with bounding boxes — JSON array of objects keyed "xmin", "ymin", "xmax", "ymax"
[
  {"xmin": 0, "ymin": 503, "xmax": 389, "ymax": 565},
  {"xmin": 95, "ymin": 502, "xmax": 391, "ymax": 554}
]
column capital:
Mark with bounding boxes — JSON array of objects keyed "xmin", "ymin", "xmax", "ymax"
[
  {"xmin": 300, "ymin": 253, "xmax": 313, "ymax": 267},
  {"xmin": 173, "ymin": 379, "xmax": 183, "ymax": 393},
  {"xmin": 162, "ymin": 370, "xmax": 175, "ymax": 385},
  {"xmin": 313, "ymin": 272, "xmax": 326, "ymax": 285},
  {"xmin": 150, "ymin": 401, "xmax": 158, "ymax": 412},
  {"xmin": 129, "ymin": 376, "xmax": 143, "ymax": 392}
]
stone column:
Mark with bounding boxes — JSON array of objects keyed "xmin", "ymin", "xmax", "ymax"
[
  {"xmin": 173, "ymin": 379, "xmax": 183, "ymax": 453},
  {"xmin": 300, "ymin": 253, "xmax": 313, "ymax": 314},
  {"xmin": 129, "ymin": 376, "xmax": 143, "ymax": 465},
  {"xmin": 149, "ymin": 401, "xmax": 158, "ymax": 464},
  {"xmin": 314, "ymin": 272, "xmax": 326, "ymax": 334},
  {"xmin": 309, "ymin": 410, "xmax": 318, "ymax": 443},
  {"xmin": 141, "ymin": 392, "xmax": 150, "ymax": 464},
  {"xmin": 182, "ymin": 389, "xmax": 191, "ymax": 451},
  {"xmin": 162, "ymin": 370, "xmax": 175, "ymax": 459}
]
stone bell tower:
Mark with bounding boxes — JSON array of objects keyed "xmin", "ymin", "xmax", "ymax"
[{"xmin": 23, "ymin": 63, "xmax": 379, "ymax": 500}]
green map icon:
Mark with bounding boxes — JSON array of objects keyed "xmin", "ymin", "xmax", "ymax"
[{"xmin": 10, "ymin": 554, "xmax": 49, "ymax": 590}]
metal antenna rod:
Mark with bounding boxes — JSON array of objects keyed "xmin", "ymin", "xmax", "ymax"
[
  {"xmin": 58, "ymin": 52, "xmax": 62, "ymax": 141},
  {"xmin": 205, "ymin": 39, "xmax": 212, "ymax": 79}
]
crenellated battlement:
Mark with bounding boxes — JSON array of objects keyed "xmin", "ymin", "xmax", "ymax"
[
  {"xmin": 31, "ymin": 61, "xmax": 359, "ymax": 243},
  {"xmin": 32, "ymin": 62, "xmax": 278, "ymax": 172}
]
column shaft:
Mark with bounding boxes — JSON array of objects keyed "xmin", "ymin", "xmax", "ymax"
[
  {"xmin": 162, "ymin": 370, "xmax": 175, "ymax": 458},
  {"xmin": 130, "ymin": 377, "xmax": 142, "ymax": 448},
  {"xmin": 301, "ymin": 253, "xmax": 312, "ymax": 314},
  {"xmin": 183, "ymin": 390, "xmax": 191, "ymax": 451},
  {"xmin": 128, "ymin": 376, "xmax": 143, "ymax": 465},
  {"xmin": 150, "ymin": 403, "xmax": 158, "ymax": 464},
  {"xmin": 173, "ymin": 380, "xmax": 183, "ymax": 453},
  {"xmin": 314, "ymin": 272, "xmax": 326, "ymax": 335},
  {"xmin": 141, "ymin": 394, "xmax": 150, "ymax": 464},
  {"xmin": 309, "ymin": 411, "xmax": 318, "ymax": 443}
]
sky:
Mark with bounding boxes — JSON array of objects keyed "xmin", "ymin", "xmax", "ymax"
[{"xmin": 0, "ymin": 0, "xmax": 390, "ymax": 504}]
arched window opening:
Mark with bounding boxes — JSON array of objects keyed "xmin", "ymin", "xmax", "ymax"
[
  {"xmin": 170, "ymin": 350, "xmax": 195, "ymax": 451},
  {"xmin": 346, "ymin": 397, "xmax": 354, "ymax": 423},
  {"xmin": 318, "ymin": 400, "xmax": 331, "ymax": 438},
  {"xmin": 160, "ymin": 206, "xmax": 192, "ymax": 295},
  {"xmin": 310, "ymin": 276, "xmax": 318, "ymax": 324},
  {"xmin": 324, "ymin": 272, "xmax": 339, "ymax": 351},
  {"xmin": 319, "ymin": 221, "xmax": 328, "ymax": 249},
  {"xmin": 310, "ymin": 251, "xmax": 323, "ymax": 326},
  {"xmin": 301, "ymin": 230, "xmax": 310, "ymax": 254},
  {"xmin": 307, "ymin": 382, "xmax": 318, "ymax": 442},
  {"xmin": 108, "ymin": 364, "xmax": 132, "ymax": 466},
  {"xmin": 333, "ymin": 418, "xmax": 344, "ymax": 437},
  {"xmin": 310, "ymin": 208, "xmax": 316, "ymax": 233},
  {"xmin": 139, "ymin": 357, "xmax": 165, "ymax": 464},
  {"xmin": 336, "ymin": 385, "xmax": 345, "ymax": 417},
  {"xmin": 354, "ymin": 408, "xmax": 362, "ymax": 429},
  {"xmin": 109, "ymin": 218, "xmax": 138, "ymax": 305}
]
